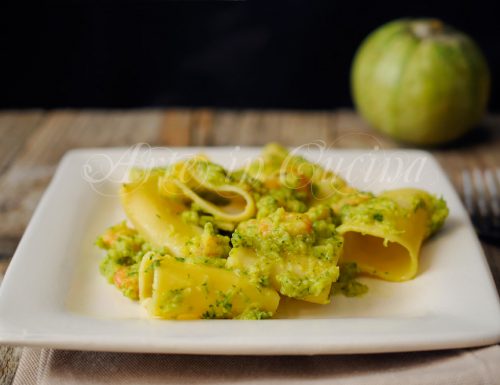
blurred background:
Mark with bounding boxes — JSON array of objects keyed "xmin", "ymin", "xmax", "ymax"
[{"xmin": 2, "ymin": 1, "xmax": 499, "ymax": 111}]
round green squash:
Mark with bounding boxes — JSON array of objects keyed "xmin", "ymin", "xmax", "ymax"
[{"xmin": 351, "ymin": 19, "xmax": 490, "ymax": 145}]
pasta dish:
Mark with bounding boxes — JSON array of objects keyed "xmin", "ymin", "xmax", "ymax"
[{"xmin": 95, "ymin": 144, "xmax": 448, "ymax": 319}]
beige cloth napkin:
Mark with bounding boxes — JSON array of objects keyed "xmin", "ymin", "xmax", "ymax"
[{"xmin": 12, "ymin": 345, "xmax": 500, "ymax": 385}]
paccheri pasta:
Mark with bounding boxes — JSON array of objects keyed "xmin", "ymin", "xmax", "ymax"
[{"xmin": 96, "ymin": 143, "xmax": 448, "ymax": 319}]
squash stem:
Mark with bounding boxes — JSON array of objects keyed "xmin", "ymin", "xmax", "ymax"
[{"xmin": 411, "ymin": 19, "xmax": 444, "ymax": 39}]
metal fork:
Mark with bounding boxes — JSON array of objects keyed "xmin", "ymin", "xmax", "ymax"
[{"xmin": 462, "ymin": 168, "xmax": 500, "ymax": 243}]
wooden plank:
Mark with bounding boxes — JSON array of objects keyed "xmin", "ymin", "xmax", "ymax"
[
  {"xmin": 191, "ymin": 109, "xmax": 214, "ymax": 146},
  {"xmin": 0, "ymin": 111, "xmax": 45, "ymax": 178},
  {"xmin": 160, "ymin": 109, "xmax": 192, "ymax": 146},
  {"xmin": 210, "ymin": 110, "xmax": 258, "ymax": 146},
  {"xmin": 0, "ymin": 110, "xmax": 163, "ymax": 245},
  {"xmin": 160, "ymin": 108, "xmax": 215, "ymax": 147},
  {"xmin": 211, "ymin": 110, "xmax": 337, "ymax": 147},
  {"xmin": 0, "ymin": 111, "xmax": 47, "ymax": 280},
  {"xmin": 271, "ymin": 111, "xmax": 336, "ymax": 146},
  {"xmin": 333, "ymin": 109, "xmax": 398, "ymax": 149}
]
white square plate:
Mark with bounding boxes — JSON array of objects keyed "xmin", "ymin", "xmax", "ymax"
[{"xmin": 0, "ymin": 146, "xmax": 499, "ymax": 354}]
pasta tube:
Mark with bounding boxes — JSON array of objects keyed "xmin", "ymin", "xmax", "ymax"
[{"xmin": 337, "ymin": 188, "xmax": 448, "ymax": 281}]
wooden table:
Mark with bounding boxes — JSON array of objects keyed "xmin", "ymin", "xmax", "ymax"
[{"xmin": 1, "ymin": 109, "xmax": 499, "ymax": 384}]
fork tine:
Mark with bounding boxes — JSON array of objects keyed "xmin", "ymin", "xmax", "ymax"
[
  {"xmin": 462, "ymin": 169, "xmax": 475, "ymax": 215},
  {"xmin": 484, "ymin": 169, "xmax": 500, "ymax": 218},
  {"xmin": 472, "ymin": 168, "xmax": 488, "ymax": 217},
  {"xmin": 463, "ymin": 168, "xmax": 500, "ymax": 242}
]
